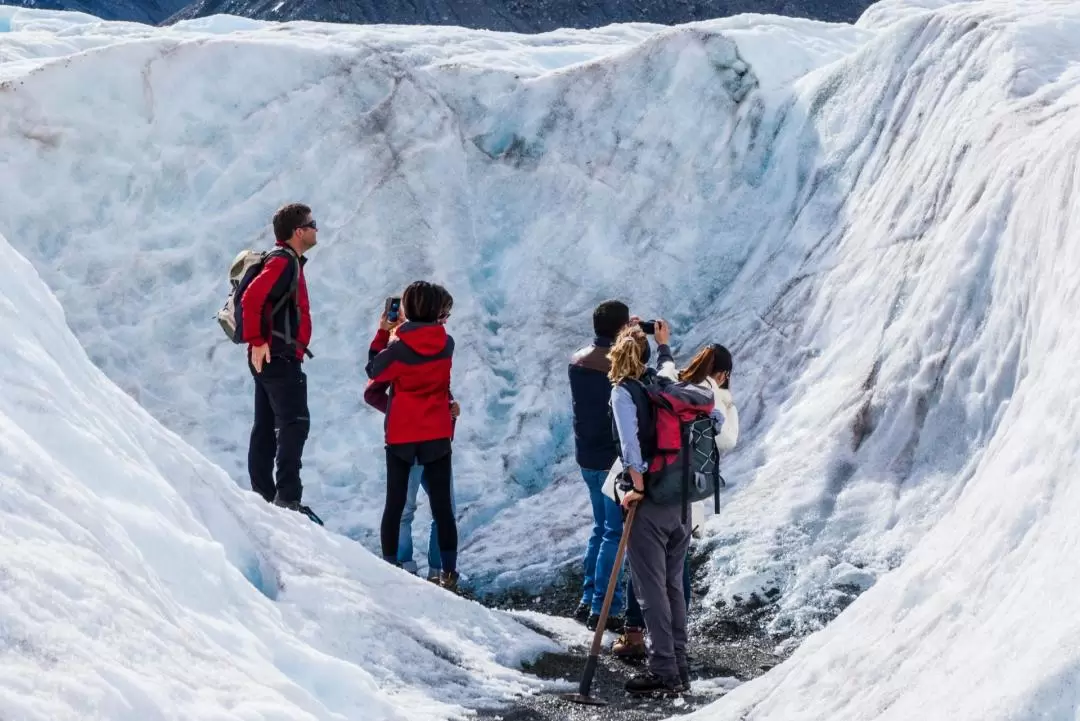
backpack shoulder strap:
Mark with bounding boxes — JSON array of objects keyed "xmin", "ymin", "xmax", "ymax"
[
  {"xmin": 264, "ymin": 247, "xmax": 312, "ymax": 358},
  {"xmin": 267, "ymin": 248, "xmax": 300, "ymax": 316},
  {"xmin": 622, "ymin": 377, "xmax": 650, "ymax": 408},
  {"xmin": 646, "ymin": 383, "xmax": 675, "ymax": 412},
  {"xmin": 621, "ymin": 377, "xmax": 658, "ymax": 461}
]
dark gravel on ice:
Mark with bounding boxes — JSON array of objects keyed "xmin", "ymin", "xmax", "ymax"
[{"xmin": 466, "ymin": 565, "xmax": 791, "ymax": 721}]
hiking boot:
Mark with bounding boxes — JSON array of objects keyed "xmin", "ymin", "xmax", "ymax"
[
  {"xmin": 298, "ymin": 505, "xmax": 323, "ymax": 526},
  {"xmin": 426, "ymin": 571, "xmax": 442, "ymax": 583},
  {"xmin": 625, "ymin": 671, "xmax": 683, "ymax": 696},
  {"xmin": 612, "ymin": 627, "xmax": 647, "ymax": 659},
  {"xmin": 573, "ymin": 602, "xmax": 590, "ymax": 623},
  {"xmin": 273, "ymin": 494, "xmax": 323, "ymax": 526},
  {"xmin": 273, "ymin": 497, "xmax": 301, "ymax": 512},
  {"xmin": 679, "ymin": 665, "xmax": 691, "ymax": 692},
  {"xmin": 439, "ymin": 571, "xmax": 460, "ymax": 593},
  {"xmin": 586, "ymin": 613, "xmax": 625, "ymax": 633}
]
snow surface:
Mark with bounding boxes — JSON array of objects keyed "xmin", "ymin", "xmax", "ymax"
[
  {"xmin": 682, "ymin": 1, "xmax": 1080, "ymax": 717},
  {"xmin": 0, "ymin": 227, "xmax": 559, "ymax": 719},
  {"xmin": 3, "ymin": 1, "xmax": 1080, "ymax": 718}
]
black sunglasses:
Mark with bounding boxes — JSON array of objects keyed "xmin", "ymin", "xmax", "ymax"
[{"xmin": 300, "ymin": 220, "xmax": 317, "ymax": 231}]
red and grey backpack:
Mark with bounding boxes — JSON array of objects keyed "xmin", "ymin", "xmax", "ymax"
[{"xmin": 622, "ymin": 376, "xmax": 725, "ymax": 521}]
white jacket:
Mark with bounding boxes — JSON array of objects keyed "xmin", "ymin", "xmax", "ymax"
[
  {"xmin": 708, "ymin": 378, "xmax": 740, "ymax": 453},
  {"xmin": 657, "ymin": 361, "xmax": 739, "ymax": 533}
]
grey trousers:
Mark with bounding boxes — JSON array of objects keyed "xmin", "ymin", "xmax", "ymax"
[{"xmin": 626, "ymin": 499, "xmax": 692, "ymax": 680}]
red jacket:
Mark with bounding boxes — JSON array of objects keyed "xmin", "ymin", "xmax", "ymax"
[
  {"xmin": 365, "ymin": 323, "xmax": 454, "ymax": 444},
  {"xmin": 240, "ymin": 243, "xmax": 312, "ymax": 360},
  {"xmin": 363, "ymin": 379, "xmax": 456, "ymax": 437}
]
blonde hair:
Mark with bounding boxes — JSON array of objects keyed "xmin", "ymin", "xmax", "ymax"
[{"xmin": 608, "ymin": 326, "xmax": 648, "ymax": 384}]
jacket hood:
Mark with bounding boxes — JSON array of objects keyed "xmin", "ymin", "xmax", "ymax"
[{"xmin": 396, "ymin": 322, "xmax": 449, "ymax": 356}]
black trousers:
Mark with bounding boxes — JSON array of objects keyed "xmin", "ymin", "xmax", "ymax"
[
  {"xmin": 381, "ymin": 448, "xmax": 457, "ymax": 573},
  {"xmin": 248, "ymin": 357, "xmax": 310, "ymax": 504}
]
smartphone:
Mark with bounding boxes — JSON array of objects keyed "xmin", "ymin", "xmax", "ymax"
[
  {"xmin": 638, "ymin": 320, "xmax": 656, "ymax": 335},
  {"xmin": 385, "ymin": 296, "xmax": 401, "ymax": 323}
]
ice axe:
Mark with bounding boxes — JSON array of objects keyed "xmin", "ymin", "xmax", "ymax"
[{"xmin": 561, "ymin": 502, "xmax": 638, "ymax": 706}]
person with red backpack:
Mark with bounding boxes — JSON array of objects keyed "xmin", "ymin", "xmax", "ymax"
[
  {"xmin": 614, "ymin": 342, "xmax": 738, "ymax": 663},
  {"xmin": 608, "ymin": 323, "xmax": 725, "ymax": 696},
  {"xmin": 365, "ymin": 281, "xmax": 459, "ymax": 591}
]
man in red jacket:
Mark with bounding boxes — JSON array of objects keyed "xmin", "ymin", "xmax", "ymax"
[{"xmin": 240, "ymin": 202, "xmax": 316, "ymax": 511}]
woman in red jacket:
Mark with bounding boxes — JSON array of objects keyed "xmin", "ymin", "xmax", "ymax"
[{"xmin": 366, "ymin": 281, "xmax": 458, "ymax": 590}]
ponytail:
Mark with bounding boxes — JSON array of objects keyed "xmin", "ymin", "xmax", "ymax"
[
  {"xmin": 678, "ymin": 343, "xmax": 733, "ymax": 387},
  {"xmin": 608, "ymin": 326, "xmax": 648, "ymax": 385},
  {"xmin": 678, "ymin": 346, "xmax": 716, "ymax": 385}
]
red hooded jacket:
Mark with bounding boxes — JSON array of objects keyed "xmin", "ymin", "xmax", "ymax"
[{"xmin": 365, "ymin": 323, "xmax": 454, "ymax": 444}]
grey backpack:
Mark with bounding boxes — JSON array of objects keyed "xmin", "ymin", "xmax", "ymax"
[{"xmin": 216, "ymin": 248, "xmax": 306, "ymax": 354}]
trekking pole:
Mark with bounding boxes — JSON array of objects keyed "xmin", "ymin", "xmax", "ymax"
[{"xmin": 561, "ymin": 502, "xmax": 638, "ymax": 706}]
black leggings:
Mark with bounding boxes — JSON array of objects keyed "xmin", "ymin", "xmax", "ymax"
[{"xmin": 381, "ymin": 450, "xmax": 457, "ymax": 573}]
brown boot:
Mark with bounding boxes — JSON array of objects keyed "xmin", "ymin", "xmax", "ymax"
[
  {"xmin": 612, "ymin": 626, "xmax": 646, "ymax": 659},
  {"xmin": 439, "ymin": 571, "xmax": 460, "ymax": 593}
]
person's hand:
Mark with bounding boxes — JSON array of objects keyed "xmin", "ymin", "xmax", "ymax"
[
  {"xmin": 380, "ymin": 309, "xmax": 404, "ymax": 341},
  {"xmin": 621, "ymin": 488, "xmax": 644, "ymax": 510},
  {"xmin": 450, "ymin": 401, "xmax": 461, "ymax": 419},
  {"xmin": 621, "ymin": 468, "xmax": 646, "ymax": 509},
  {"xmin": 250, "ymin": 343, "xmax": 271, "ymax": 373},
  {"xmin": 654, "ymin": 318, "xmax": 671, "ymax": 346}
]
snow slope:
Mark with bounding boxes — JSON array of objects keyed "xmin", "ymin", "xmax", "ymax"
[
  {"xmin": 680, "ymin": 0, "xmax": 1080, "ymax": 718},
  {"xmin": 0, "ymin": 227, "xmax": 558, "ymax": 720},
  {"xmin": 688, "ymin": 0, "xmax": 1080, "ymax": 636}
]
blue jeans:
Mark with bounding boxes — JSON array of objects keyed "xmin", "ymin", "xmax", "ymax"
[
  {"xmin": 579, "ymin": 467, "xmax": 626, "ymax": 617},
  {"xmin": 398, "ymin": 463, "xmax": 456, "ymax": 574},
  {"xmin": 626, "ymin": 549, "xmax": 692, "ymax": 628}
]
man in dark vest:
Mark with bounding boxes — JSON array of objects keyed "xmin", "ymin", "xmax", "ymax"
[{"xmin": 568, "ymin": 300, "xmax": 633, "ymax": 630}]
